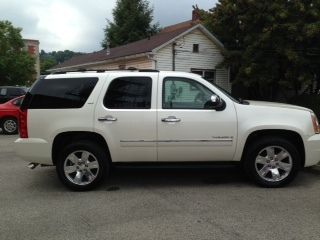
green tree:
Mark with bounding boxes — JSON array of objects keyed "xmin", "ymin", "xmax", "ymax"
[
  {"xmin": 40, "ymin": 58, "xmax": 56, "ymax": 75},
  {"xmin": 200, "ymin": 0, "xmax": 320, "ymax": 100},
  {"xmin": 40, "ymin": 50, "xmax": 83, "ymax": 74},
  {"xmin": 102, "ymin": 0, "xmax": 160, "ymax": 48},
  {"xmin": 0, "ymin": 20, "xmax": 35, "ymax": 86}
]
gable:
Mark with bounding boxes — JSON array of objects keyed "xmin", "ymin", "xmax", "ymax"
[{"xmin": 156, "ymin": 28, "xmax": 225, "ymax": 71}]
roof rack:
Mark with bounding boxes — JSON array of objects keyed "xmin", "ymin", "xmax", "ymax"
[{"xmin": 51, "ymin": 68, "xmax": 159, "ymax": 75}]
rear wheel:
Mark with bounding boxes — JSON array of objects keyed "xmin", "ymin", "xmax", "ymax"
[
  {"xmin": 244, "ymin": 137, "xmax": 301, "ymax": 187},
  {"xmin": 56, "ymin": 141, "xmax": 110, "ymax": 191},
  {"xmin": 1, "ymin": 118, "xmax": 18, "ymax": 135}
]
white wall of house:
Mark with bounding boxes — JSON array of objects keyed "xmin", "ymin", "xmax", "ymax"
[
  {"xmin": 156, "ymin": 29, "xmax": 231, "ymax": 92},
  {"xmin": 86, "ymin": 57, "xmax": 153, "ymax": 70}
]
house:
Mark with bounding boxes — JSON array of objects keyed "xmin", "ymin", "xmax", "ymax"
[
  {"xmin": 49, "ymin": 12, "xmax": 230, "ymax": 91},
  {"xmin": 23, "ymin": 39, "xmax": 40, "ymax": 80}
]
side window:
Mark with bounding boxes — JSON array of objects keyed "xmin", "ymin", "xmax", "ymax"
[
  {"xmin": 19, "ymin": 88, "xmax": 27, "ymax": 95},
  {"xmin": 163, "ymin": 77, "xmax": 214, "ymax": 109},
  {"xmin": 104, "ymin": 77, "xmax": 152, "ymax": 109},
  {"xmin": 28, "ymin": 77, "xmax": 98, "ymax": 109},
  {"xmin": 8, "ymin": 88, "xmax": 23, "ymax": 96}
]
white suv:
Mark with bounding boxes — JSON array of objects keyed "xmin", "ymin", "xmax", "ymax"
[{"xmin": 14, "ymin": 70, "xmax": 320, "ymax": 190}]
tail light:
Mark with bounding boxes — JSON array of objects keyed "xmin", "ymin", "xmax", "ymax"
[{"xmin": 19, "ymin": 110, "xmax": 28, "ymax": 138}]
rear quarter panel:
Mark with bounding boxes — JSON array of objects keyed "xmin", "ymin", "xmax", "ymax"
[{"xmin": 27, "ymin": 74, "xmax": 106, "ymax": 148}]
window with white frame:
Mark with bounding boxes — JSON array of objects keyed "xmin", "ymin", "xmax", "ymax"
[{"xmin": 191, "ymin": 69, "xmax": 216, "ymax": 84}]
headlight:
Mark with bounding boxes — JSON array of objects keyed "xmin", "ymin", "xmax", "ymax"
[{"xmin": 311, "ymin": 113, "xmax": 320, "ymax": 134}]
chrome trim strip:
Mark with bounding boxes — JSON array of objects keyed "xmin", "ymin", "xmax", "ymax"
[{"xmin": 120, "ymin": 139, "xmax": 233, "ymax": 143}]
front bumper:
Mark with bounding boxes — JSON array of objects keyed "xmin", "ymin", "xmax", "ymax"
[
  {"xmin": 14, "ymin": 138, "xmax": 52, "ymax": 165},
  {"xmin": 304, "ymin": 134, "xmax": 320, "ymax": 167}
]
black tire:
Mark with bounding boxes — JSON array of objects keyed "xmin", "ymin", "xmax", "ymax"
[
  {"xmin": 243, "ymin": 137, "xmax": 301, "ymax": 188},
  {"xmin": 1, "ymin": 118, "xmax": 18, "ymax": 135},
  {"xmin": 56, "ymin": 140, "xmax": 110, "ymax": 191}
]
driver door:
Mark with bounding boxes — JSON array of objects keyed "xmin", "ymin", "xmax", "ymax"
[{"xmin": 157, "ymin": 76, "xmax": 237, "ymax": 162}]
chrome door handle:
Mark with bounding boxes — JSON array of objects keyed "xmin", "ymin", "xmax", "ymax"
[
  {"xmin": 98, "ymin": 115, "xmax": 117, "ymax": 122},
  {"xmin": 161, "ymin": 116, "xmax": 181, "ymax": 123}
]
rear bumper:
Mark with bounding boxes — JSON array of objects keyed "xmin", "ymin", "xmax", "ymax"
[
  {"xmin": 14, "ymin": 138, "xmax": 52, "ymax": 165},
  {"xmin": 304, "ymin": 134, "xmax": 320, "ymax": 167}
]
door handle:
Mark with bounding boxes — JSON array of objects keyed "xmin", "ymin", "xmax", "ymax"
[
  {"xmin": 98, "ymin": 115, "xmax": 117, "ymax": 122},
  {"xmin": 161, "ymin": 116, "xmax": 181, "ymax": 123}
]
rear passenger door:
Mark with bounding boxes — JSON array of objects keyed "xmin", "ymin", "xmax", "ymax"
[{"xmin": 94, "ymin": 73, "xmax": 158, "ymax": 162}]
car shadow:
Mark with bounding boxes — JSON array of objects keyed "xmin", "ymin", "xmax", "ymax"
[
  {"xmin": 110, "ymin": 165, "xmax": 248, "ymax": 187},
  {"xmin": 26, "ymin": 165, "xmax": 251, "ymax": 192},
  {"xmin": 25, "ymin": 165, "xmax": 319, "ymax": 192}
]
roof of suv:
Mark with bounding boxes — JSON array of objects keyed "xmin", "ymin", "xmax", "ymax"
[{"xmin": 45, "ymin": 70, "xmax": 202, "ymax": 80}]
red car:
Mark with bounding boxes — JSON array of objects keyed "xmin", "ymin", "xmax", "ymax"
[{"xmin": 0, "ymin": 96, "xmax": 24, "ymax": 134}]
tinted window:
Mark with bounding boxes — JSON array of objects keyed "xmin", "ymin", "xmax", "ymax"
[
  {"xmin": 163, "ymin": 77, "xmax": 213, "ymax": 109},
  {"xmin": 104, "ymin": 77, "xmax": 152, "ymax": 109},
  {"xmin": 8, "ymin": 88, "xmax": 25, "ymax": 96},
  {"xmin": 25, "ymin": 77, "xmax": 98, "ymax": 109}
]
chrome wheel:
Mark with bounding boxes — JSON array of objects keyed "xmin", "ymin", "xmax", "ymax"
[
  {"xmin": 3, "ymin": 119, "xmax": 17, "ymax": 133},
  {"xmin": 255, "ymin": 146, "xmax": 293, "ymax": 182},
  {"xmin": 63, "ymin": 150, "xmax": 100, "ymax": 186}
]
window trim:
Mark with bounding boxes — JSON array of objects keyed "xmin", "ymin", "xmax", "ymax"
[
  {"xmin": 162, "ymin": 77, "xmax": 219, "ymax": 110},
  {"xmin": 191, "ymin": 68, "xmax": 216, "ymax": 83},
  {"xmin": 103, "ymin": 76, "xmax": 153, "ymax": 110}
]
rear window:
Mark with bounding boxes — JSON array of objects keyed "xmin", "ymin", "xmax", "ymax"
[{"xmin": 22, "ymin": 77, "xmax": 98, "ymax": 109}]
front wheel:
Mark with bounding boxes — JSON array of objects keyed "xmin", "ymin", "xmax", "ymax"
[
  {"xmin": 56, "ymin": 141, "xmax": 109, "ymax": 191},
  {"xmin": 244, "ymin": 137, "xmax": 301, "ymax": 187}
]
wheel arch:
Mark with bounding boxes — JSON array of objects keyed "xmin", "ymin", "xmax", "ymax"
[
  {"xmin": 241, "ymin": 129, "xmax": 305, "ymax": 167},
  {"xmin": 0, "ymin": 115, "xmax": 18, "ymax": 122},
  {"xmin": 52, "ymin": 131, "xmax": 111, "ymax": 165}
]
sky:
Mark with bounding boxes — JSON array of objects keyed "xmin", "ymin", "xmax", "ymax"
[{"xmin": 0, "ymin": 0, "xmax": 217, "ymax": 53}]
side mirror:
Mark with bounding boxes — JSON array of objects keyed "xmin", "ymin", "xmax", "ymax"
[
  {"xmin": 205, "ymin": 94, "xmax": 225, "ymax": 110},
  {"xmin": 210, "ymin": 95, "xmax": 221, "ymax": 106}
]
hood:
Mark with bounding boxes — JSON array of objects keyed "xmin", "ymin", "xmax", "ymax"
[{"xmin": 247, "ymin": 100, "xmax": 312, "ymax": 112}]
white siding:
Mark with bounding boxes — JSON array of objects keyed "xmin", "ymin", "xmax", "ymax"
[
  {"xmin": 156, "ymin": 29, "xmax": 231, "ymax": 92},
  {"xmin": 216, "ymin": 68, "xmax": 230, "ymax": 92},
  {"xmin": 156, "ymin": 44, "xmax": 173, "ymax": 71},
  {"xmin": 87, "ymin": 57, "xmax": 153, "ymax": 70}
]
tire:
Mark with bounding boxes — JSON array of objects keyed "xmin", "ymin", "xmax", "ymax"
[
  {"xmin": 243, "ymin": 137, "xmax": 301, "ymax": 188},
  {"xmin": 56, "ymin": 141, "xmax": 110, "ymax": 191},
  {"xmin": 1, "ymin": 118, "xmax": 18, "ymax": 135}
]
